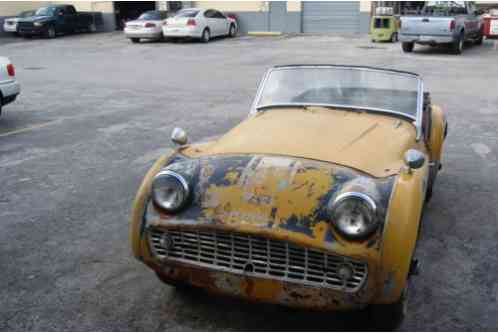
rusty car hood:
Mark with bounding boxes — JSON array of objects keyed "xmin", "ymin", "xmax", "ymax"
[
  {"xmin": 153, "ymin": 154, "xmax": 394, "ymax": 247},
  {"xmin": 187, "ymin": 107, "xmax": 418, "ymax": 178}
]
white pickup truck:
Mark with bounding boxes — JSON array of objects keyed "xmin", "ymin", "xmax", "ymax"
[{"xmin": 399, "ymin": 1, "xmax": 484, "ymax": 54}]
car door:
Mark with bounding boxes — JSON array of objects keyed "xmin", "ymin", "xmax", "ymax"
[
  {"xmin": 213, "ymin": 10, "xmax": 230, "ymax": 36},
  {"xmin": 203, "ymin": 10, "xmax": 218, "ymax": 35}
]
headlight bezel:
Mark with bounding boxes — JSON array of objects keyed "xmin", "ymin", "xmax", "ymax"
[
  {"xmin": 34, "ymin": 21, "xmax": 45, "ymax": 27},
  {"xmin": 151, "ymin": 170, "xmax": 190, "ymax": 213},
  {"xmin": 329, "ymin": 192, "xmax": 379, "ymax": 240}
]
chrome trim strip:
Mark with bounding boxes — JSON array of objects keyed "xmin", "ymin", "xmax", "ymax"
[
  {"xmin": 256, "ymin": 103, "xmax": 417, "ymax": 121},
  {"xmin": 332, "ymin": 192, "xmax": 377, "ymax": 213},
  {"xmin": 155, "ymin": 170, "xmax": 190, "ymax": 194}
]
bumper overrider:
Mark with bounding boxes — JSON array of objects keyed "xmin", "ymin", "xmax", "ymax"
[{"xmin": 130, "ymin": 153, "xmax": 400, "ymax": 310}]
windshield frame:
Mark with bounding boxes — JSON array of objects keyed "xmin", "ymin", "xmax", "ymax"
[{"xmin": 250, "ymin": 65, "xmax": 424, "ymax": 141}]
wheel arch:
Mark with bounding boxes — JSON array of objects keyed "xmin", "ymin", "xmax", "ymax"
[{"xmin": 374, "ymin": 165, "xmax": 428, "ymax": 304}]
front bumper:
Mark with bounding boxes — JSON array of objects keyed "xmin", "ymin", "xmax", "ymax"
[
  {"xmin": 2, "ymin": 23, "xmax": 17, "ymax": 33},
  {"xmin": 17, "ymin": 26, "xmax": 46, "ymax": 36},
  {"xmin": 163, "ymin": 26, "xmax": 202, "ymax": 38},
  {"xmin": 124, "ymin": 28, "xmax": 162, "ymax": 40},
  {"xmin": 0, "ymin": 80, "xmax": 21, "ymax": 105},
  {"xmin": 399, "ymin": 33, "xmax": 454, "ymax": 44},
  {"xmin": 148, "ymin": 258, "xmax": 374, "ymax": 310},
  {"xmin": 141, "ymin": 223, "xmax": 380, "ymax": 311}
]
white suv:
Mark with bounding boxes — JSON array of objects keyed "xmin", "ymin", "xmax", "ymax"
[{"xmin": 0, "ymin": 56, "xmax": 20, "ymax": 117}]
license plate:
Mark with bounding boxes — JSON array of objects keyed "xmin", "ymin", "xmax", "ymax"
[
  {"xmin": 419, "ymin": 35, "xmax": 433, "ymax": 41},
  {"xmin": 491, "ymin": 20, "xmax": 498, "ymax": 35}
]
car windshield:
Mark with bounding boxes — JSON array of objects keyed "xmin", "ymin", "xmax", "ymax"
[
  {"xmin": 422, "ymin": 1, "xmax": 467, "ymax": 15},
  {"xmin": 35, "ymin": 7, "xmax": 56, "ymax": 16},
  {"xmin": 19, "ymin": 10, "xmax": 35, "ymax": 18},
  {"xmin": 256, "ymin": 66, "xmax": 420, "ymax": 118},
  {"xmin": 138, "ymin": 11, "xmax": 161, "ymax": 20},
  {"xmin": 175, "ymin": 9, "xmax": 199, "ymax": 18}
]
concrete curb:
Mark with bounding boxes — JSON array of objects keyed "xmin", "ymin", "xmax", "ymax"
[{"xmin": 247, "ymin": 31, "xmax": 282, "ymax": 37}]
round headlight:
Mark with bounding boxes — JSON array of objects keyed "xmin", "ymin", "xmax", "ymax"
[
  {"xmin": 330, "ymin": 192, "xmax": 378, "ymax": 240},
  {"xmin": 151, "ymin": 170, "xmax": 189, "ymax": 213}
]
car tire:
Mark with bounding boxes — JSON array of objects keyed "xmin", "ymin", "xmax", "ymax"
[
  {"xmin": 130, "ymin": 38, "xmax": 140, "ymax": 43},
  {"xmin": 402, "ymin": 42, "xmax": 414, "ymax": 52},
  {"xmin": 452, "ymin": 32, "xmax": 464, "ymax": 54},
  {"xmin": 228, "ymin": 24, "xmax": 236, "ymax": 37},
  {"xmin": 475, "ymin": 34, "xmax": 484, "ymax": 45},
  {"xmin": 368, "ymin": 285, "xmax": 409, "ymax": 330},
  {"xmin": 46, "ymin": 26, "xmax": 56, "ymax": 39},
  {"xmin": 391, "ymin": 32, "xmax": 398, "ymax": 43},
  {"xmin": 201, "ymin": 28, "xmax": 210, "ymax": 43},
  {"xmin": 88, "ymin": 22, "xmax": 97, "ymax": 33}
]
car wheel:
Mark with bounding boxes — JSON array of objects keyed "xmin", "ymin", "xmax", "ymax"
[
  {"xmin": 391, "ymin": 32, "xmax": 398, "ymax": 43},
  {"xmin": 475, "ymin": 33, "xmax": 484, "ymax": 45},
  {"xmin": 88, "ymin": 22, "xmax": 97, "ymax": 33},
  {"xmin": 228, "ymin": 24, "xmax": 236, "ymax": 37},
  {"xmin": 402, "ymin": 42, "xmax": 414, "ymax": 52},
  {"xmin": 130, "ymin": 38, "xmax": 140, "ymax": 43},
  {"xmin": 452, "ymin": 32, "xmax": 464, "ymax": 54},
  {"xmin": 46, "ymin": 26, "xmax": 56, "ymax": 39},
  {"xmin": 368, "ymin": 284, "xmax": 409, "ymax": 330},
  {"xmin": 201, "ymin": 28, "xmax": 210, "ymax": 43}
]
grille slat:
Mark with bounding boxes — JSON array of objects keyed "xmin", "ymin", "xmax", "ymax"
[{"xmin": 149, "ymin": 229, "xmax": 367, "ymax": 292}]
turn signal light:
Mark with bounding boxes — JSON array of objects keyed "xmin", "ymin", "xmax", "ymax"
[
  {"xmin": 144, "ymin": 22, "xmax": 156, "ymax": 28},
  {"xmin": 6, "ymin": 63, "xmax": 15, "ymax": 77},
  {"xmin": 187, "ymin": 19, "xmax": 196, "ymax": 26}
]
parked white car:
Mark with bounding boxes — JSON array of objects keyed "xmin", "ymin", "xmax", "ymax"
[
  {"xmin": 163, "ymin": 8, "xmax": 237, "ymax": 42},
  {"xmin": 2, "ymin": 10, "xmax": 35, "ymax": 34},
  {"xmin": 124, "ymin": 10, "xmax": 168, "ymax": 43},
  {"xmin": 0, "ymin": 57, "xmax": 21, "ymax": 117}
]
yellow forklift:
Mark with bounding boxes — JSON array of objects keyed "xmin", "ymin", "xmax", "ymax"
[{"xmin": 370, "ymin": 7, "xmax": 399, "ymax": 43}]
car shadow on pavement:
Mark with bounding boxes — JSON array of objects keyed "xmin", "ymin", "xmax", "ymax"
[{"xmin": 161, "ymin": 285, "xmax": 398, "ymax": 332}]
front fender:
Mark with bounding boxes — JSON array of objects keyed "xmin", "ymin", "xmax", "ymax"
[
  {"xmin": 429, "ymin": 105, "xmax": 446, "ymax": 163},
  {"xmin": 129, "ymin": 150, "xmax": 175, "ymax": 260},
  {"xmin": 375, "ymin": 163, "xmax": 428, "ymax": 304}
]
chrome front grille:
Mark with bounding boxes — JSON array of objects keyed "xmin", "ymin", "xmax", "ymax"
[{"xmin": 148, "ymin": 228, "xmax": 368, "ymax": 292}]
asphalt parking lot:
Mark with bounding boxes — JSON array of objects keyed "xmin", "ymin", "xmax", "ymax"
[{"xmin": 1, "ymin": 32, "xmax": 498, "ymax": 331}]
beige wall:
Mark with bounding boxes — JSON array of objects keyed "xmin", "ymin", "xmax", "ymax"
[
  {"xmin": 0, "ymin": 1, "xmax": 49, "ymax": 16},
  {"xmin": 0, "ymin": 1, "xmax": 114, "ymax": 16},
  {"xmin": 193, "ymin": 1, "xmax": 267, "ymax": 12},
  {"xmin": 360, "ymin": 1, "xmax": 372, "ymax": 13},
  {"xmin": 287, "ymin": 1, "xmax": 300, "ymax": 12}
]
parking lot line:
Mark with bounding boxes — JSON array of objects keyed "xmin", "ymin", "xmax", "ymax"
[{"xmin": 0, "ymin": 120, "xmax": 60, "ymax": 138}]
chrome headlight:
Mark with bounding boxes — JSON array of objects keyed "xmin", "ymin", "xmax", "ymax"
[
  {"xmin": 34, "ymin": 22, "xmax": 44, "ymax": 27},
  {"xmin": 151, "ymin": 170, "xmax": 189, "ymax": 213},
  {"xmin": 330, "ymin": 192, "xmax": 378, "ymax": 240}
]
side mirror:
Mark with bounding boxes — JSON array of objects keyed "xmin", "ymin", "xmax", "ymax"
[
  {"xmin": 404, "ymin": 149, "xmax": 425, "ymax": 170},
  {"xmin": 171, "ymin": 127, "xmax": 188, "ymax": 146}
]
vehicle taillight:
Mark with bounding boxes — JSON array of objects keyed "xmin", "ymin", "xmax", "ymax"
[
  {"xmin": 187, "ymin": 19, "xmax": 196, "ymax": 26},
  {"xmin": 162, "ymin": 21, "xmax": 168, "ymax": 26},
  {"xmin": 144, "ymin": 22, "xmax": 156, "ymax": 28},
  {"xmin": 6, "ymin": 63, "xmax": 15, "ymax": 77},
  {"xmin": 449, "ymin": 20, "xmax": 456, "ymax": 31}
]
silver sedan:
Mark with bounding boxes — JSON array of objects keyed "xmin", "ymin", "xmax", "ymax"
[
  {"xmin": 124, "ymin": 10, "xmax": 168, "ymax": 43},
  {"xmin": 163, "ymin": 8, "xmax": 237, "ymax": 43}
]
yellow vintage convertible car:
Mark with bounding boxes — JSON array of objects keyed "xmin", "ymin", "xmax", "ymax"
[{"xmin": 130, "ymin": 65, "xmax": 447, "ymax": 325}]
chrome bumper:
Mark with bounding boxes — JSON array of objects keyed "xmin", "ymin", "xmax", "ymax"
[{"xmin": 399, "ymin": 34, "xmax": 454, "ymax": 44}]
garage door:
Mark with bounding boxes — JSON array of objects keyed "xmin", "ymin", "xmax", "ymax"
[{"xmin": 302, "ymin": 2, "xmax": 360, "ymax": 33}]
